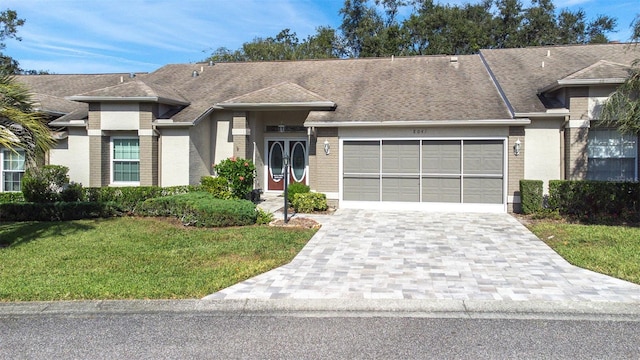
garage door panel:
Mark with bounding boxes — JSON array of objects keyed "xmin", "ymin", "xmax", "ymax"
[
  {"xmin": 382, "ymin": 140, "xmax": 419, "ymax": 173},
  {"xmin": 344, "ymin": 176, "xmax": 380, "ymax": 201},
  {"xmin": 344, "ymin": 141, "xmax": 379, "ymax": 173},
  {"xmin": 464, "ymin": 141, "xmax": 503, "ymax": 175},
  {"xmin": 463, "ymin": 177, "xmax": 503, "ymax": 204},
  {"xmin": 382, "ymin": 177, "xmax": 419, "ymax": 202},
  {"xmin": 422, "ymin": 141, "xmax": 461, "ymax": 174},
  {"xmin": 422, "ymin": 177, "xmax": 461, "ymax": 203}
]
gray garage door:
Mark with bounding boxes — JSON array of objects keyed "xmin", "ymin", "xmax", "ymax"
[{"xmin": 343, "ymin": 140, "xmax": 504, "ymax": 204}]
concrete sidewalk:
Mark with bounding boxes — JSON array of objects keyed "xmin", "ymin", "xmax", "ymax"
[{"xmin": 205, "ymin": 208, "xmax": 640, "ymax": 303}]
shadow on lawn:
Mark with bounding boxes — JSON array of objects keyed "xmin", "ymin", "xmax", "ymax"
[{"xmin": 0, "ymin": 220, "xmax": 100, "ymax": 248}]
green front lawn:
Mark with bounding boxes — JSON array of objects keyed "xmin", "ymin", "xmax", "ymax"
[
  {"xmin": 0, "ymin": 217, "xmax": 316, "ymax": 301},
  {"xmin": 527, "ymin": 221, "xmax": 640, "ymax": 285}
]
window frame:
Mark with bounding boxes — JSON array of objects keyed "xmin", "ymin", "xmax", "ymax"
[
  {"xmin": 110, "ymin": 136, "xmax": 140, "ymax": 186},
  {"xmin": 1, "ymin": 149, "xmax": 26, "ymax": 192},
  {"xmin": 586, "ymin": 127, "xmax": 638, "ymax": 182}
]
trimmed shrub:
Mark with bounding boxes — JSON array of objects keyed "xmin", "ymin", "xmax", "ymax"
[
  {"xmin": 213, "ymin": 157, "xmax": 256, "ymax": 200},
  {"xmin": 83, "ymin": 186, "xmax": 198, "ymax": 213},
  {"xmin": 292, "ymin": 192, "xmax": 327, "ymax": 213},
  {"xmin": 0, "ymin": 192, "xmax": 24, "ymax": 204},
  {"xmin": 21, "ymin": 165, "xmax": 72, "ymax": 203},
  {"xmin": 256, "ymin": 207, "xmax": 274, "ymax": 225},
  {"xmin": 136, "ymin": 192, "xmax": 257, "ymax": 227},
  {"xmin": 519, "ymin": 180, "xmax": 543, "ymax": 214},
  {"xmin": 287, "ymin": 182, "xmax": 310, "ymax": 203},
  {"xmin": 0, "ymin": 202, "xmax": 120, "ymax": 221},
  {"xmin": 548, "ymin": 180, "xmax": 640, "ymax": 223},
  {"xmin": 201, "ymin": 176, "xmax": 233, "ymax": 199}
]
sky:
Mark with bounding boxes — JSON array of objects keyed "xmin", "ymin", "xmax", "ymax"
[{"xmin": 3, "ymin": 0, "xmax": 639, "ymax": 74}]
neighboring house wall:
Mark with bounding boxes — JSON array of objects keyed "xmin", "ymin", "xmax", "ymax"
[
  {"xmin": 159, "ymin": 128, "xmax": 190, "ymax": 187},
  {"xmin": 49, "ymin": 127, "xmax": 90, "ymax": 186},
  {"xmin": 524, "ymin": 118, "xmax": 563, "ymax": 194}
]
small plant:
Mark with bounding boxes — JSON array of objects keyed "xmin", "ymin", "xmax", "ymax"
[
  {"xmin": 201, "ymin": 176, "xmax": 233, "ymax": 199},
  {"xmin": 291, "ymin": 192, "xmax": 327, "ymax": 213},
  {"xmin": 256, "ymin": 208, "xmax": 274, "ymax": 225},
  {"xmin": 287, "ymin": 182, "xmax": 310, "ymax": 203},
  {"xmin": 213, "ymin": 157, "xmax": 256, "ymax": 200}
]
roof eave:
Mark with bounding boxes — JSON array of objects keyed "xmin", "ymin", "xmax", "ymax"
[
  {"xmin": 215, "ymin": 101, "xmax": 337, "ymax": 111},
  {"xmin": 539, "ymin": 78, "xmax": 627, "ymax": 94},
  {"xmin": 514, "ymin": 109, "xmax": 569, "ymax": 118},
  {"xmin": 66, "ymin": 96, "xmax": 190, "ymax": 106},
  {"xmin": 305, "ymin": 119, "xmax": 531, "ymax": 128}
]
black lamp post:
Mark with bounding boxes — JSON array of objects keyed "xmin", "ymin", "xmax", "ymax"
[{"xmin": 283, "ymin": 153, "xmax": 289, "ymax": 223}]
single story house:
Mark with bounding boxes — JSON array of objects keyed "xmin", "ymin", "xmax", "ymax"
[{"xmin": 3, "ymin": 43, "xmax": 639, "ymax": 212}]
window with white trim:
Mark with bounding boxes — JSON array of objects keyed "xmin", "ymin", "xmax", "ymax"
[
  {"xmin": 587, "ymin": 128, "xmax": 637, "ymax": 181},
  {"xmin": 112, "ymin": 138, "xmax": 140, "ymax": 183},
  {"xmin": 1, "ymin": 149, "xmax": 26, "ymax": 192}
]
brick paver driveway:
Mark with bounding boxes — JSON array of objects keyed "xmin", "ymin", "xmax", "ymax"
[{"xmin": 205, "ymin": 209, "xmax": 640, "ymax": 302}]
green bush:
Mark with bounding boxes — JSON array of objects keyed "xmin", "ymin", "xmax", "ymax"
[
  {"xmin": 548, "ymin": 180, "xmax": 640, "ymax": 223},
  {"xmin": 83, "ymin": 186, "xmax": 198, "ymax": 213},
  {"xmin": 287, "ymin": 182, "xmax": 310, "ymax": 203},
  {"xmin": 0, "ymin": 202, "xmax": 120, "ymax": 221},
  {"xmin": 21, "ymin": 165, "xmax": 73, "ymax": 203},
  {"xmin": 256, "ymin": 207, "xmax": 274, "ymax": 225},
  {"xmin": 0, "ymin": 192, "xmax": 24, "ymax": 204},
  {"xmin": 292, "ymin": 192, "xmax": 327, "ymax": 213},
  {"xmin": 519, "ymin": 179, "xmax": 543, "ymax": 215},
  {"xmin": 200, "ymin": 176, "xmax": 233, "ymax": 199},
  {"xmin": 213, "ymin": 157, "xmax": 256, "ymax": 200},
  {"xmin": 136, "ymin": 192, "xmax": 257, "ymax": 227}
]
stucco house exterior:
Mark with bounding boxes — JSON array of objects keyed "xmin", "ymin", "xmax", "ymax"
[{"xmin": 3, "ymin": 43, "xmax": 638, "ymax": 213}]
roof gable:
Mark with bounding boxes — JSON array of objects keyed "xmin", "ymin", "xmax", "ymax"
[
  {"xmin": 67, "ymin": 79, "xmax": 189, "ymax": 105},
  {"xmin": 216, "ymin": 81, "xmax": 336, "ymax": 110}
]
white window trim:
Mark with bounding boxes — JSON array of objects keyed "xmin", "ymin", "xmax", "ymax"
[
  {"xmin": 1, "ymin": 149, "xmax": 26, "ymax": 192},
  {"xmin": 110, "ymin": 137, "xmax": 140, "ymax": 186}
]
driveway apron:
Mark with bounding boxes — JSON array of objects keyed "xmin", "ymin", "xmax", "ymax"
[{"xmin": 205, "ymin": 209, "xmax": 640, "ymax": 302}]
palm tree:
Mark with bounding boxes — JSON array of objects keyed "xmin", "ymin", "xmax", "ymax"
[
  {"xmin": 0, "ymin": 73, "xmax": 53, "ymax": 163},
  {"xmin": 600, "ymin": 15, "xmax": 640, "ymax": 135}
]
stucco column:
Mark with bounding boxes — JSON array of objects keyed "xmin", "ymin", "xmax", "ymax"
[
  {"xmin": 232, "ymin": 111, "xmax": 250, "ymax": 158},
  {"xmin": 311, "ymin": 127, "xmax": 339, "ymax": 198}
]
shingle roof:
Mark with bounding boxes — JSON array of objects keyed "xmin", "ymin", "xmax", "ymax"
[
  {"xmin": 70, "ymin": 79, "xmax": 189, "ymax": 105},
  {"xmin": 143, "ymin": 55, "xmax": 511, "ymax": 124},
  {"xmin": 480, "ymin": 43, "xmax": 639, "ymax": 114},
  {"xmin": 218, "ymin": 81, "xmax": 334, "ymax": 106},
  {"xmin": 16, "ymin": 73, "xmax": 142, "ymax": 118}
]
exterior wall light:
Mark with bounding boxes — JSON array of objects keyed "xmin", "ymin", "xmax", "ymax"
[
  {"xmin": 514, "ymin": 138, "xmax": 521, "ymax": 156},
  {"xmin": 323, "ymin": 139, "xmax": 330, "ymax": 155}
]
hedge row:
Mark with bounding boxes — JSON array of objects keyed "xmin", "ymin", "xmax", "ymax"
[
  {"xmin": 83, "ymin": 185, "xmax": 199, "ymax": 213},
  {"xmin": 0, "ymin": 202, "xmax": 120, "ymax": 221},
  {"xmin": 548, "ymin": 180, "xmax": 640, "ymax": 222},
  {"xmin": 0, "ymin": 192, "xmax": 24, "ymax": 204},
  {"xmin": 137, "ymin": 192, "xmax": 257, "ymax": 227}
]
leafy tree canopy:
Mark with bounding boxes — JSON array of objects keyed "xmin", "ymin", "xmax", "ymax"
[{"xmin": 205, "ymin": 0, "xmax": 620, "ymax": 62}]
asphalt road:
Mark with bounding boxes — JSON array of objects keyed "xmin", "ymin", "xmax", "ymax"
[{"xmin": 2, "ymin": 306, "xmax": 640, "ymax": 359}]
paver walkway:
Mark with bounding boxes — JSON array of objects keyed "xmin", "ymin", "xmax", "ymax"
[{"xmin": 205, "ymin": 209, "xmax": 640, "ymax": 302}]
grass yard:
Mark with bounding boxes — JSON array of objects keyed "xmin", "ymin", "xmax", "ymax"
[
  {"xmin": 0, "ymin": 217, "xmax": 316, "ymax": 301},
  {"xmin": 527, "ymin": 221, "xmax": 640, "ymax": 285}
]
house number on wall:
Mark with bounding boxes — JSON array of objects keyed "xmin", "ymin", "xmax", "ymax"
[{"xmin": 412, "ymin": 129, "xmax": 427, "ymax": 134}]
